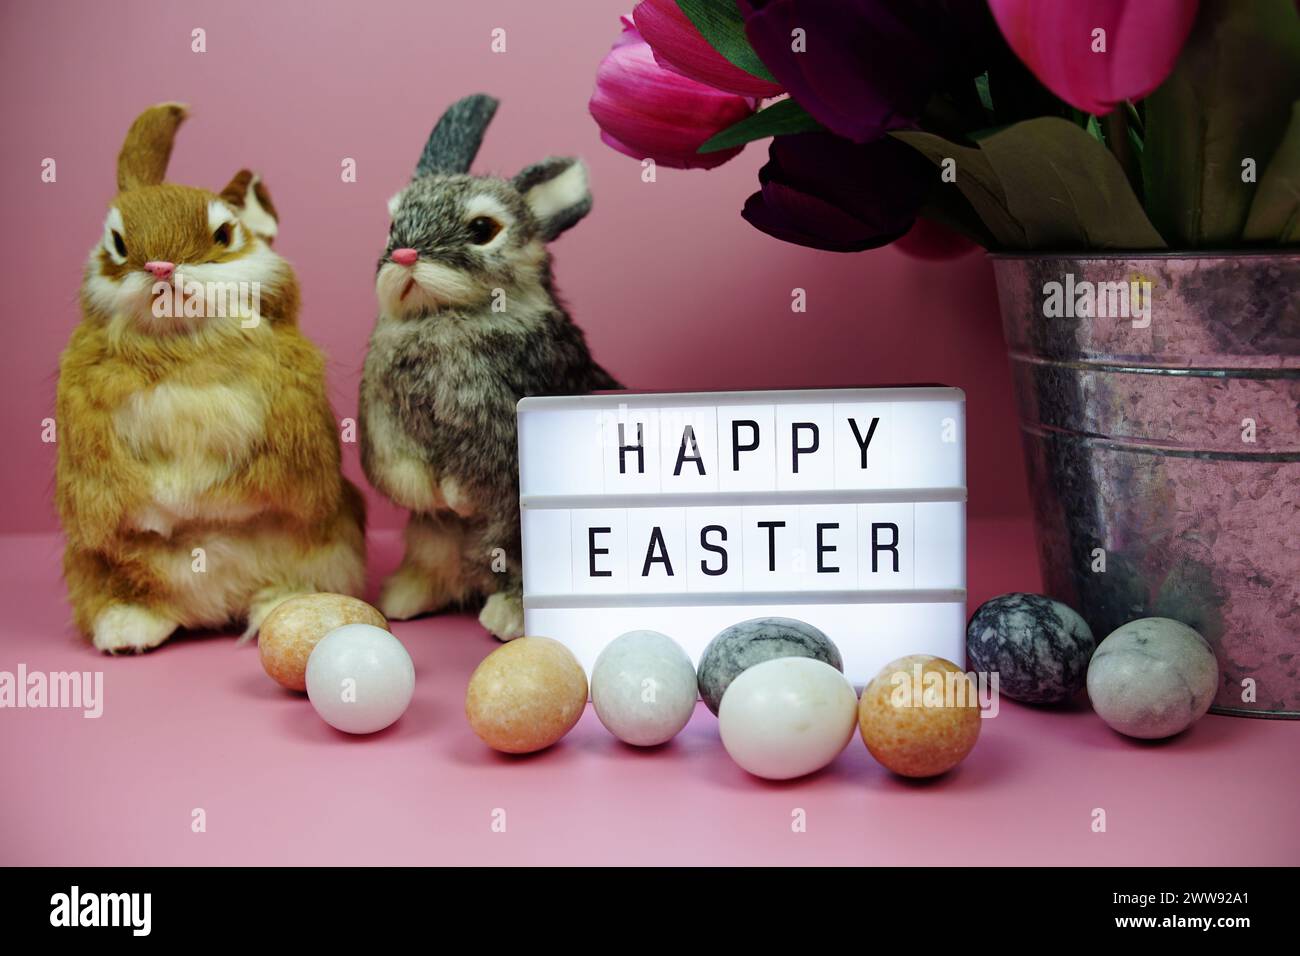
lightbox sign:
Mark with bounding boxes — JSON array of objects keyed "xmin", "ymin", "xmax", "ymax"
[{"xmin": 517, "ymin": 388, "xmax": 966, "ymax": 686}]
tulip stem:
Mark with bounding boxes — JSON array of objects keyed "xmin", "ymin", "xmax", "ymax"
[{"xmin": 1105, "ymin": 107, "xmax": 1142, "ymax": 204}]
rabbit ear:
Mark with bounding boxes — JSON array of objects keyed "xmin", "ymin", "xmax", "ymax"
[
  {"xmin": 415, "ymin": 93, "xmax": 499, "ymax": 177},
  {"xmin": 514, "ymin": 157, "xmax": 592, "ymax": 241},
  {"xmin": 117, "ymin": 103, "xmax": 188, "ymax": 192},
  {"xmin": 219, "ymin": 169, "xmax": 279, "ymax": 242}
]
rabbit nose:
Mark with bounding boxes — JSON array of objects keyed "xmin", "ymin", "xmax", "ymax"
[
  {"xmin": 145, "ymin": 261, "xmax": 175, "ymax": 280},
  {"xmin": 391, "ymin": 248, "xmax": 418, "ymax": 267}
]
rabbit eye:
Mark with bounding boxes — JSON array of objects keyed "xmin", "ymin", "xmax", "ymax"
[
  {"xmin": 467, "ymin": 216, "xmax": 502, "ymax": 245},
  {"xmin": 213, "ymin": 222, "xmax": 232, "ymax": 246},
  {"xmin": 111, "ymin": 230, "xmax": 127, "ymax": 259}
]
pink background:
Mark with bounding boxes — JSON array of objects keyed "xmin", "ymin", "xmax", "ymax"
[{"xmin": 0, "ymin": 0, "xmax": 1027, "ymax": 534}]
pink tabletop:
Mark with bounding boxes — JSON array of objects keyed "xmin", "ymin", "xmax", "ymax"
[{"xmin": 1, "ymin": 518, "xmax": 1296, "ymax": 866}]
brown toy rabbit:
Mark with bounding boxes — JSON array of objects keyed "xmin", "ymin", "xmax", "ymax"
[{"xmin": 56, "ymin": 103, "xmax": 366, "ymax": 653}]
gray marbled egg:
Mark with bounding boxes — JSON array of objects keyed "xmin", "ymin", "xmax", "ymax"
[
  {"xmin": 967, "ymin": 593, "xmax": 1095, "ymax": 704},
  {"xmin": 697, "ymin": 617, "xmax": 842, "ymax": 715},
  {"xmin": 592, "ymin": 630, "xmax": 697, "ymax": 747},
  {"xmin": 1087, "ymin": 617, "xmax": 1218, "ymax": 739}
]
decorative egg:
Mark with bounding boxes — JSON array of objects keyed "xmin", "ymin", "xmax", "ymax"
[
  {"xmin": 591, "ymin": 630, "xmax": 697, "ymax": 747},
  {"xmin": 305, "ymin": 624, "xmax": 415, "ymax": 735},
  {"xmin": 858, "ymin": 654, "xmax": 981, "ymax": 778},
  {"xmin": 259, "ymin": 593, "xmax": 388, "ymax": 691},
  {"xmin": 1087, "ymin": 617, "xmax": 1218, "ymax": 739},
  {"xmin": 967, "ymin": 592, "xmax": 1095, "ymax": 704},
  {"xmin": 465, "ymin": 637, "xmax": 588, "ymax": 754},
  {"xmin": 717, "ymin": 657, "xmax": 858, "ymax": 780},
  {"xmin": 697, "ymin": 617, "xmax": 843, "ymax": 715}
]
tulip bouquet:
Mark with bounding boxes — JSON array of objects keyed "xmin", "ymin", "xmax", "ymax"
[{"xmin": 589, "ymin": 0, "xmax": 1300, "ymax": 255}]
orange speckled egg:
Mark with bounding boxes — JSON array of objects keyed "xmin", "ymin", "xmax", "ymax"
[
  {"xmin": 466, "ymin": 637, "xmax": 588, "ymax": 754},
  {"xmin": 858, "ymin": 654, "xmax": 981, "ymax": 778},
  {"xmin": 259, "ymin": 594, "xmax": 388, "ymax": 692}
]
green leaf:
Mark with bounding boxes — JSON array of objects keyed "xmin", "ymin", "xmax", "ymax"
[
  {"xmin": 968, "ymin": 124, "xmax": 1012, "ymax": 143},
  {"xmin": 1243, "ymin": 100, "xmax": 1300, "ymax": 243},
  {"xmin": 1142, "ymin": 0, "xmax": 1300, "ymax": 247},
  {"xmin": 698, "ymin": 97, "xmax": 822, "ymax": 152},
  {"xmin": 675, "ymin": 0, "xmax": 776, "ymax": 83},
  {"xmin": 974, "ymin": 73, "xmax": 994, "ymax": 114},
  {"xmin": 1127, "ymin": 126, "xmax": 1144, "ymax": 157},
  {"xmin": 978, "ymin": 117, "xmax": 1165, "ymax": 250},
  {"xmin": 918, "ymin": 192, "xmax": 997, "ymax": 249},
  {"xmin": 1125, "ymin": 101, "xmax": 1144, "ymax": 139},
  {"xmin": 890, "ymin": 130, "xmax": 1028, "ymax": 248},
  {"xmin": 1086, "ymin": 115, "xmax": 1105, "ymax": 144}
]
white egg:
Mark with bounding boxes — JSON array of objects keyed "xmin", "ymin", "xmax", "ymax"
[
  {"xmin": 305, "ymin": 624, "xmax": 415, "ymax": 734},
  {"xmin": 591, "ymin": 630, "xmax": 697, "ymax": 746},
  {"xmin": 718, "ymin": 657, "xmax": 858, "ymax": 780}
]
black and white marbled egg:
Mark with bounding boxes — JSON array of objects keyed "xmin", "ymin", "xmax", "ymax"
[
  {"xmin": 966, "ymin": 593, "xmax": 1095, "ymax": 704},
  {"xmin": 697, "ymin": 617, "xmax": 842, "ymax": 715}
]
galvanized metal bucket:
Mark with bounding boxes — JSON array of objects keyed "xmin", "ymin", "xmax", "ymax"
[{"xmin": 992, "ymin": 253, "xmax": 1299, "ymax": 718}]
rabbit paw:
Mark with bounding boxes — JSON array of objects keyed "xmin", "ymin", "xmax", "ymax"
[
  {"xmin": 439, "ymin": 478, "xmax": 476, "ymax": 518},
  {"xmin": 378, "ymin": 565, "xmax": 443, "ymax": 620},
  {"xmin": 92, "ymin": 604, "xmax": 178, "ymax": 654},
  {"xmin": 479, "ymin": 591, "xmax": 524, "ymax": 641}
]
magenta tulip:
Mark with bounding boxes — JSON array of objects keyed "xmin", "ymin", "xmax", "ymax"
[
  {"xmin": 741, "ymin": 132, "xmax": 932, "ymax": 251},
  {"xmin": 590, "ymin": 17, "xmax": 756, "ymax": 170},
  {"xmin": 988, "ymin": 0, "xmax": 1199, "ymax": 115},
  {"xmin": 633, "ymin": 0, "xmax": 784, "ymax": 97},
  {"xmin": 739, "ymin": 0, "xmax": 998, "ymax": 144}
]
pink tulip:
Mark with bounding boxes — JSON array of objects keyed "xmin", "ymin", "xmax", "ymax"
[
  {"xmin": 633, "ymin": 0, "xmax": 784, "ymax": 98},
  {"xmin": 590, "ymin": 16, "xmax": 755, "ymax": 170},
  {"xmin": 988, "ymin": 0, "xmax": 1199, "ymax": 115}
]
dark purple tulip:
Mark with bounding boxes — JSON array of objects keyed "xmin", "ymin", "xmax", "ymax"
[
  {"xmin": 739, "ymin": 0, "xmax": 994, "ymax": 142},
  {"xmin": 741, "ymin": 131, "xmax": 931, "ymax": 251}
]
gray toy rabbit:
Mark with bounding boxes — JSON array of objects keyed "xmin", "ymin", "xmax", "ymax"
[{"xmin": 359, "ymin": 94, "xmax": 619, "ymax": 640}]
